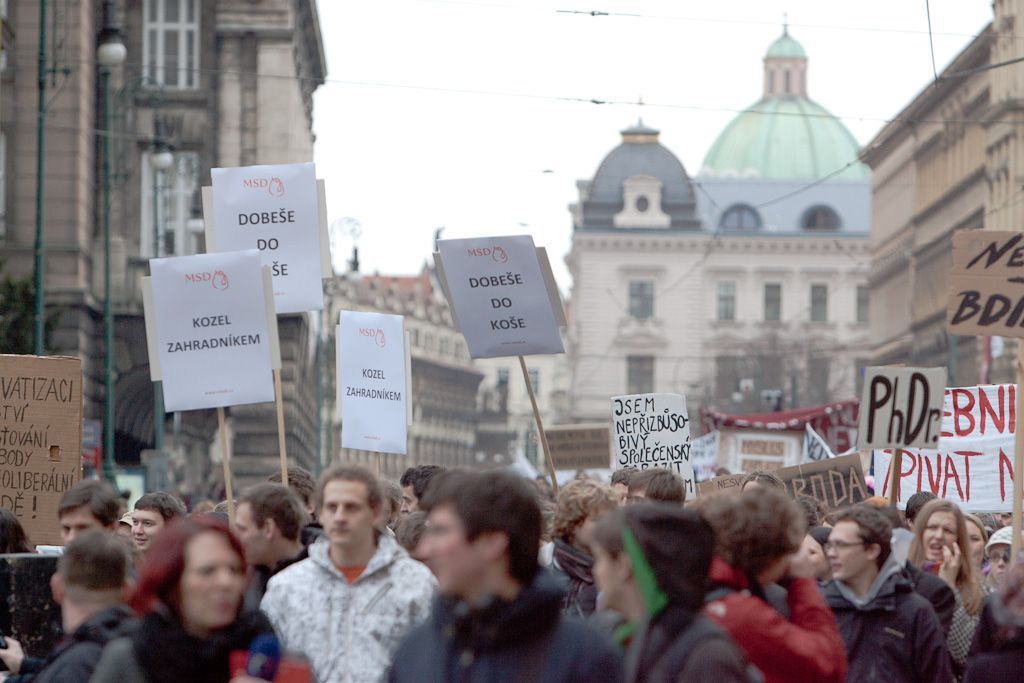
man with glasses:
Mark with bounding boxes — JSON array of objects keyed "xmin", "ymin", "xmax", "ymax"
[
  {"xmin": 823, "ymin": 504, "xmax": 952, "ymax": 682},
  {"xmin": 984, "ymin": 525, "xmax": 1016, "ymax": 592}
]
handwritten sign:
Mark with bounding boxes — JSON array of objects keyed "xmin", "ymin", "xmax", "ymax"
[
  {"xmin": 210, "ymin": 162, "xmax": 324, "ymax": 313},
  {"xmin": 546, "ymin": 424, "xmax": 610, "ymax": 471},
  {"xmin": 435, "ymin": 236, "xmax": 564, "ymax": 358},
  {"xmin": 611, "ymin": 393, "xmax": 694, "ymax": 495},
  {"xmin": 802, "ymin": 423, "xmax": 835, "ymax": 463},
  {"xmin": 692, "ymin": 430, "xmax": 720, "ymax": 481},
  {"xmin": 948, "ymin": 230, "xmax": 1024, "ymax": 337},
  {"xmin": 0, "ymin": 355, "xmax": 82, "ymax": 546},
  {"xmin": 697, "ymin": 473, "xmax": 743, "ymax": 498},
  {"xmin": 873, "ymin": 384, "xmax": 1020, "ymax": 511},
  {"xmin": 858, "ymin": 367, "xmax": 946, "ymax": 450},
  {"xmin": 776, "ymin": 454, "xmax": 869, "ymax": 511},
  {"xmin": 339, "ymin": 310, "xmax": 408, "ymax": 455},
  {"xmin": 146, "ymin": 250, "xmax": 276, "ymax": 412}
]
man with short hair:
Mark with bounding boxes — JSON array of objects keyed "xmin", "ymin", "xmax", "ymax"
[
  {"xmin": 268, "ymin": 465, "xmax": 318, "ymax": 521},
  {"xmin": 56, "ymin": 480, "xmax": 120, "ymax": 545},
  {"xmin": 399, "ymin": 464, "xmax": 445, "ymax": 515},
  {"xmin": 823, "ymin": 504, "xmax": 952, "ymax": 682},
  {"xmin": 262, "ymin": 466, "xmax": 435, "ymax": 683},
  {"xmin": 905, "ymin": 491, "xmax": 937, "ymax": 528},
  {"xmin": 610, "ymin": 467, "xmax": 637, "ymax": 506},
  {"xmin": 130, "ymin": 491, "xmax": 185, "ymax": 553},
  {"xmin": 235, "ymin": 483, "xmax": 309, "ymax": 608},
  {"xmin": 388, "ymin": 470, "xmax": 623, "ymax": 682},
  {"xmin": 627, "ymin": 468, "xmax": 685, "ymax": 505},
  {"xmin": 0, "ymin": 530, "xmax": 132, "ymax": 682}
]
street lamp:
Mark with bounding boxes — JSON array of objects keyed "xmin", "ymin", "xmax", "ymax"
[
  {"xmin": 149, "ymin": 141, "xmax": 172, "ymax": 450},
  {"xmin": 97, "ymin": 2, "xmax": 125, "ymax": 485}
]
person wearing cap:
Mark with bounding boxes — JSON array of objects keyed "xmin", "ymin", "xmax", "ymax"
[{"xmin": 984, "ymin": 526, "xmax": 1016, "ymax": 593}]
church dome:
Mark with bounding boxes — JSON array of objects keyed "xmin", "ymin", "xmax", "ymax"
[{"xmin": 699, "ymin": 28, "xmax": 868, "ymax": 181}]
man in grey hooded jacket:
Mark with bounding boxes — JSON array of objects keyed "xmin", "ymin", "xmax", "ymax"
[
  {"xmin": 822, "ymin": 504, "xmax": 952, "ymax": 683},
  {"xmin": 261, "ymin": 465, "xmax": 436, "ymax": 683}
]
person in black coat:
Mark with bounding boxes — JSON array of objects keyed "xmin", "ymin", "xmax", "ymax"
[
  {"xmin": 964, "ymin": 560, "xmax": 1024, "ymax": 682},
  {"xmin": 388, "ymin": 470, "xmax": 622, "ymax": 682},
  {"xmin": 0, "ymin": 531, "xmax": 134, "ymax": 683}
]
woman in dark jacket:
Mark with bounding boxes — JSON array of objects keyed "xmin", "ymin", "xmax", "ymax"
[
  {"xmin": 90, "ymin": 516, "xmax": 277, "ymax": 683},
  {"xmin": 965, "ymin": 558, "xmax": 1024, "ymax": 682},
  {"xmin": 548, "ymin": 479, "xmax": 617, "ymax": 618}
]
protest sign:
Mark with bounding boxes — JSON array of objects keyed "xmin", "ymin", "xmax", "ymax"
[
  {"xmin": 859, "ymin": 367, "xmax": 946, "ymax": 450},
  {"xmin": 0, "ymin": 355, "xmax": 82, "ymax": 546},
  {"xmin": 948, "ymin": 230, "xmax": 1024, "ymax": 337},
  {"xmin": 611, "ymin": 393, "xmax": 695, "ymax": 495},
  {"xmin": 697, "ymin": 473, "xmax": 743, "ymax": 498},
  {"xmin": 691, "ymin": 430, "xmax": 720, "ymax": 481},
  {"xmin": 546, "ymin": 424, "xmax": 610, "ymax": 471},
  {"xmin": 146, "ymin": 250, "xmax": 277, "ymax": 412},
  {"xmin": 873, "ymin": 384, "xmax": 1021, "ymax": 511},
  {"xmin": 775, "ymin": 453, "xmax": 869, "ymax": 511},
  {"xmin": 338, "ymin": 310, "xmax": 408, "ymax": 455},
  {"xmin": 802, "ymin": 423, "xmax": 835, "ymax": 463},
  {"xmin": 209, "ymin": 162, "xmax": 324, "ymax": 313},
  {"xmin": 435, "ymin": 235, "xmax": 564, "ymax": 358}
]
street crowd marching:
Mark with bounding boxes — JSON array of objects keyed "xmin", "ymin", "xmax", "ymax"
[{"xmin": 0, "ymin": 462, "xmax": 1022, "ymax": 683}]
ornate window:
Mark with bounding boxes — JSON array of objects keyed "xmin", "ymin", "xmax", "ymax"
[
  {"xmin": 719, "ymin": 204, "xmax": 762, "ymax": 231},
  {"xmin": 144, "ymin": 0, "xmax": 200, "ymax": 89},
  {"xmin": 717, "ymin": 281, "xmax": 736, "ymax": 321},
  {"xmin": 628, "ymin": 280, "xmax": 654, "ymax": 320},
  {"xmin": 802, "ymin": 205, "xmax": 841, "ymax": 231}
]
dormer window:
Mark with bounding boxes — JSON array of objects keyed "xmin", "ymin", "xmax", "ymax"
[
  {"xmin": 636, "ymin": 195, "xmax": 649, "ymax": 212},
  {"xmin": 802, "ymin": 205, "xmax": 841, "ymax": 231},
  {"xmin": 613, "ymin": 175, "xmax": 670, "ymax": 228}
]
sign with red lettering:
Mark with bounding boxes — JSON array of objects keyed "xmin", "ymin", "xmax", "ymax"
[
  {"xmin": 874, "ymin": 384, "xmax": 1018, "ymax": 511},
  {"xmin": 948, "ymin": 230, "xmax": 1024, "ymax": 337},
  {"xmin": 858, "ymin": 367, "xmax": 946, "ymax": 450}
]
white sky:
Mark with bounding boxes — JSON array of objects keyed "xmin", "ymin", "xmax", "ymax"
[{"xmin": 312, "ymin": 0, "xmax": 992, "ymax": 293}]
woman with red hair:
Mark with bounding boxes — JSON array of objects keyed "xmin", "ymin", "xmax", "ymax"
[{"xmin": 90, "ymin": 515, "xmax": 276, "ymax": 683}]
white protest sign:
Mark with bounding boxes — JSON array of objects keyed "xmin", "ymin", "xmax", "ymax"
[
  {"xmin": 873, "ymin": 384, "xmax": 1018, "ymax": 511},
  {"xmin": 210, "ymin": 162, "xmax": 324, "ymax": 313},
  {"xmin": 338, "ymin": 310, "xmax": 408, "ymax": 455},
  {"xmin": 610, "ymin": 393, "xmax": 695, "ymax": 495},
  {"xmin": 436, "ymin": 236, "xmax": 564, "ymax": 358},
  {"xmin": 802, "ymin": 423, "xmax": 836, "ymax": 463},
  {"xmin": 859, "ymin": 367, "xmax": 947, "ymax": 450},
  {"xmin": 147, "ymin": 250, "xmax": 276, "ymax": 411},
  {"xmin": 691, "ymin": 430, "xmax": 720, "ymax": 482}
]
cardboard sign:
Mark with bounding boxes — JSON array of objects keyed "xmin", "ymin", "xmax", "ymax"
[
  {"xmin": 146, "ymin": 250, "xmax": 276, "ymax": 412},
  {"xmin": 859, "ymin": 367, "xmax": 946, "ymax": 450},
  {"xmin": 0, "ymin": 355, "xmax": 83, "ymax": 546},
  {"xmin": 697, "ymin": 473, "xmax": 744, "ymax": 498},
  {"xmin": 209, "ymin": 162, "xmax": 324, "ymax": 313},
  {"xmin": 546, "ymin": 424, "xmax": 610, "ymax": 471},
  {"xmin": 873, "ymin": 384, "xmax": 1020, "ymax": 511},
  {"xmin": 611, "ymin": 393, "xmax": 695, "ymax": 495},
  {"xmin": 948, "ymin": 230, "xmax": 1024, "ymax": 337},
  {"xmin": 339, "ymin": 311, "xmax": 408, "ymax": 455},
  {"xmin": 802, "ymin": 423, "xmax": 835, "ymax": 463},
  {"xmin": 691, "ymin": 430, "xmax": 720, "ymax": 481},
  {"xmin": 435, "ymin": 236, "xmax": 564, "ymax": 358},
  {"xmin": 775, "ymin": 453, "xmax": 869, "ymax": 511}
]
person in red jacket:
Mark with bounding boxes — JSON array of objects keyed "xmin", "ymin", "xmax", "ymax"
[{"xmin": 699, "ymin": 488, "xmax": 847, "ymax": 683}]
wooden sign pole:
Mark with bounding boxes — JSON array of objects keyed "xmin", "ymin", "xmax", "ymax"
[
  {"xmin": 273, "ymin": 368, "xmax": 289, "ymax": 484},
  {"xmin": 888, "ymin": 448, "xmax": 902, "ymax": 506},
  {"xmin": 216, "ymin": 407, "xmax": 236, "ymax": 525},
  {"xmin": 519, "ymin": 356, "xmax": 559, "ymax": 495},
  {"xmin": 1013, "ymin": 343, "xmax": 1024, "ymax": 560}
]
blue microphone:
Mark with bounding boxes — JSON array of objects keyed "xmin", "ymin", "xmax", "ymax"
[{"xmin": 245, "ymin": 633, "xmax": 281, "ymax": 681}]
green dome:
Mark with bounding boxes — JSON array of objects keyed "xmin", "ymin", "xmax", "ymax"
[
  {"xmin": 766, "ymin": 32, "xmax": 806, "ymax": 59},
  {"xmin": 700, "ymin": 96, "xmax": 869, "ymax": 181}
]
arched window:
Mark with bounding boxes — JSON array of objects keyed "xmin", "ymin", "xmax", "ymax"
[
  {"xmin": 719, "ymin": 204, "xmax": 762, "ymax": 231},
  {"xmin": 801, "ymin": 205, "xmax": 841, "ymax": 231}
]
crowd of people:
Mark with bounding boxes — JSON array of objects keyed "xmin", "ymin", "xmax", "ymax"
[{"xmin": 1, "ymin": 462, "xmax": 1023, "ymax": 682}]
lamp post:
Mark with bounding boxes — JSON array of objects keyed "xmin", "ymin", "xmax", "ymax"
[
  {"xmin": 149, "ymin": 142, "xmax": 173, "ymax": 450},
  {"xmin": 31, "ymin": 0, "xmax": 48, "ymax": 355},
  {"xmin": 97, "ymin": 3, "xmax": 126, "ymax": 485}
]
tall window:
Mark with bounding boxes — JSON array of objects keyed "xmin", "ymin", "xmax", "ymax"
[
  {"xmin": 810, "ymin": 284, "xmax": 828, "ymax": 322},
  {"xmin": 528, "ymin": 368, "xmax": 540, "ymax": 395},
  {"xmin": 717, "ymin": 281, "xmax": 736, "ymax": 321},
  {"xmin": 628, "ymin": 280, "xmax": 654, "ymax": 320},
  {"xmin": 763, "ymin": 283, "xmax": 782, "ymax": 321},
  {"xmin": 627, "ymin": 356, "xmax": 654, "ymax": 394},
  {"xmin": 141, "ymin": 152, "xmax": 200, "ymax": 257},
  {"xmin": 809, "ymin": 356, "xmax": 831, "ymax": 404},
  {"xmin": 144, "ymin": 0, "xmax": 200, "ymax": 88},
  {"xmin": 719, "ymin": 204, "xmax": 762, "ymax": 231},
  {"xmin": 856, "ymin": 285, "xmax": 869, "ymax": 324}
]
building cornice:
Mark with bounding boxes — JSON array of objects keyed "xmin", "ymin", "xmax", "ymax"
[{"xmin": 572, "ymin": 231, "xmax": 870, "ymax": 256}]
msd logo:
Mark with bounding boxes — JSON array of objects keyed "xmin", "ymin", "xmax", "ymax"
[
  {"xmin": 359, "ymin": 328, "xmax": 386, "ymax": 348},
  {"xmin": 466, "ymin": 246, "xmax": 508, "ymax": 263},
  {"xmin": 184, "ymin": 270, "xmax": 230, "ymax": 290},
  {"xmin": 242, "ymin": 176, "xmax": 285, "ymax": 197}
]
